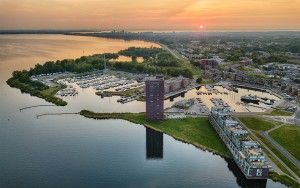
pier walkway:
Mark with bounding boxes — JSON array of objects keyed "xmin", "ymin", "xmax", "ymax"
[{"xmin": 164, "ymin": 84, "xmax": 200, "ymax": 99}]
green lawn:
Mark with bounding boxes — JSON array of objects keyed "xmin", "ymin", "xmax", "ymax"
[
  {"xmin": 239, "ymin": 117, "xmax": 276, "ymax": 131},
  {"xmin": 270, "ymin": 109, "xmax": 294, "ymax": 116},
  {"xmin": 256, "ymin": 133, "xmax": 300, "ymax": 178},
  {"xmin": 40, "ymin": 84, "xmax": 65, "ymax": 96},
  {"xmin": 269, "ymin": 172, "xmax": 300, "ymax": 188},
  {"xmin": 80, "ymin": 110, "xmax": 230, "ymax": 157},
  {"xmin": 39, "ymin": 84, "xmax": 67, "ymax": 106},
  {"xmin": 270, "ymin": 125, "xmax": 300, "ymax": 161},
  {"xmin": 141, "ymin": 116, "xmax": 230, "ymax": 157},
  {"xmin": 240, "ymin": 116, "xmax": 300, "ymax": 179}
]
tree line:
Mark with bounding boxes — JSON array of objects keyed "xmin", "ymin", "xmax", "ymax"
[{"xmin": 18, "ymin": 47, "xmax": 193, "ymax": 78}]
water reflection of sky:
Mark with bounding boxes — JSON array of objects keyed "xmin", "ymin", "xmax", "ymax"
[{"xmin": 110, "ymin": 55, "xmax": 144, "ymax": 63}]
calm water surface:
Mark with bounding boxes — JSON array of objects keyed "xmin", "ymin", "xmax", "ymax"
[{"xmin": 0, "ymin": 34, "xmax": 285, "ymax": 188}]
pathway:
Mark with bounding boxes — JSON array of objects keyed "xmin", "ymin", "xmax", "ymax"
[
  {"xmin": 261, "ymin": 123, "xmax": 300, "ymax": 169},
  {"xmin": 236, "ymin": 118, "xmax": 300, "ymax": 182}
]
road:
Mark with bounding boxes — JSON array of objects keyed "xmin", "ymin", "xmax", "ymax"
[
  {"xmin": 261, "ymin": 124, "xmax": 300, "ymax": 169},
  {"xmin": 263, "ymin": 115, "xmax": 295, "ymax": 125},
  {"xmin": 164, "ymin": 84, "xmax": 200, "ymax": 99},
  {"xmin": 236, "ymin": 118, "xmax": 300, "ymax": 183},
  {"xmin": 160, "ymin": 43, "xmax": 202, "ymax": 78},
  {"xmin": 159, "ymin": 43, "xmax": 185, "ymax": 61}
]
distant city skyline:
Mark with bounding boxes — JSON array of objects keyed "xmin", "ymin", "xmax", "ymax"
[{"xmin": 0, "ymin": 0, "xmax": 299, "ymax": 31}]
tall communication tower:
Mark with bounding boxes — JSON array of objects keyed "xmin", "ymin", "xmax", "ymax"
[{"xmin": 103, "ymin": 54, "xmax": 107, "ymax": 73}]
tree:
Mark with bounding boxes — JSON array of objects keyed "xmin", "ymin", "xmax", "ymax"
[{"xmin": 196, "ymin": 76, "xmax": 203, "ymax": 84}]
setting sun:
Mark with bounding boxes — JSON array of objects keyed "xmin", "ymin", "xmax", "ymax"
[{"xmin": 0, "ymin": 0, "xmax": 299, "ymax": 31}]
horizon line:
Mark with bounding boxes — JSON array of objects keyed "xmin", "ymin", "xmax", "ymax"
[{"xmin": 1, "ymin": 29, "xmax": 300, "ymax": 33}]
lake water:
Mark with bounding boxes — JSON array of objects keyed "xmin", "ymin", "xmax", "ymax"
[{"xmin": 0, "ymin": 34, "xmax": 285, "ymax": 188}]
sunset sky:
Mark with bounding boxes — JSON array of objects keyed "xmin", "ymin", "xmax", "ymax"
[{"xmin": 0, "ymin": 0, "xmax": 299, "ymax": 31}]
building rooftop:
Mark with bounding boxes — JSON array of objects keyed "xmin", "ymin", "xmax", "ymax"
[{"xmin": 146, "ymin": 75, "xmax": 164, "ymax": 81}]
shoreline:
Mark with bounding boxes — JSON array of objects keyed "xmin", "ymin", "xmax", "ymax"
[
  {"xmin": 79, "ymin": 110, "xmax": 300, "ymax": 187},
  {"xmin": 79, "ymin": 110, "xmax": 231, "ymax": 158}
]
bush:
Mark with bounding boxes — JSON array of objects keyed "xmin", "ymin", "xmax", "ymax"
[
  {"xmin": 7, "ymin": 70, "xmax": 66, "ymax": 106},
  {"xmin": 269, "ymin": 172, "xmax": 300, "ymax": 188},
  {"xmin": 196, "ymin": 76, "xmax": 203, "ymax": 84}
]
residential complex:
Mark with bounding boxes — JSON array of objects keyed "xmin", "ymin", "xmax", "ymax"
[
  {"xmin": 145, "ymin": 76, "xmax": 165, "ymax": 120},
  {"xmin": 209, "ymin": 107, "xmax": 269, "ymax": 179},
  {"xmin": 164, "ymin": 76, "xmax": 191, "ymax": 94}
]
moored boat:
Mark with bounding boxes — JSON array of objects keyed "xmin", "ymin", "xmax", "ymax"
[{"xmin": 241, "ymin": 95, "xmax": 260, "ymax": 104}]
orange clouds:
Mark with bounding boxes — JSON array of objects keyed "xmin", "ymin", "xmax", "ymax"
[{"xmin": 0, "ymin": 0, "xmax": 299, "ymax": 30}]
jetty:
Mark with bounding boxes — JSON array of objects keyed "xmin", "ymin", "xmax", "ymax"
[
  {"xmin": 36, "ymin": 112, "xmax": 79, "ymax": 118},
  {"xmin": 20, "ymin": 104, "xmax": 56, "ymax": 111}
]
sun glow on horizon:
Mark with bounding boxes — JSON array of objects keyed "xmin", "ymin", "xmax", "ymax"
[{"xmin": 0, "ymin": 0, "xmax": 299, "ymax": 30}]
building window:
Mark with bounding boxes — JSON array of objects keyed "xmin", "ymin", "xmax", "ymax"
[{"xmin": 256, "ymin": 169, "xmax": 263, "ymax": 176}]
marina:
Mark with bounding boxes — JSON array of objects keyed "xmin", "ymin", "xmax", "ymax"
[
  {"xmin": 31, "ymin": 69, "xmax": 281, "ymax": 114},
  {"xmin": 56, "ymin": 86, "xmax": 78, "ymax": 97}
]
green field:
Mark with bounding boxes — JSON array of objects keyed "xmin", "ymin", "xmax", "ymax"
[
  {"xmin": 39, "ymin": 84, "xmax": 67, "ymax": 105},
  {"xmin": 270, "ymin": 109, "xmax": 294, "ymax": 116},
  {"xmin": 269, "ymin": 172, "xmax": 300, "ymax": 188},
  {"xmin": 239, "ymin": 117, "xmax": 276, "ymax": 131},
  {"xmin": 240, "ymin": 116, "xmax": 300, "ymax": 181},
  {"xmin": 270, "ymin": 125, "xmax": 300, "ymax": 161},
  {"xmin": 256, "ymin": 133, "xmax": 300, "ymax": 177},
  {"xmin": 80, "ymin": 110, "xmax": 230, "ymax": 157}
]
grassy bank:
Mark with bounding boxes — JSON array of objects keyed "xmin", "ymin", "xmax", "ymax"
[
  {"xmin": 270, "ymin": 125, "xmax": 300, "ymax": 161},
  {"xmin": 80, "ymin": 110, "xmax": 230, "ymax": 157},
  {"xmin": 269, "ymin": 172, "xmax": 300, "ymax": 188},
  {"xmin": 239, "ymin": 117, "xmax": 277, "ymax": 131},
  {"xmin": 7, "ymin": 75, "xmax": 67, "ymax": 106},
  {"xmin": 256, "ymin": 133, "xmax": 299, "ymax": 176}
]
